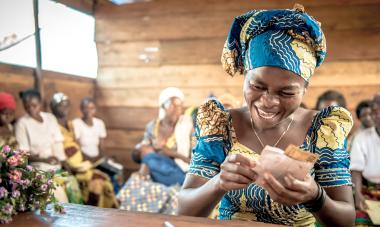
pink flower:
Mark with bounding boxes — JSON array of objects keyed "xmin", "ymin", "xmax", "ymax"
[
  {"xmin": 11, "ymin": 190, "xmax": 20, "ymax": 198},
  {"xmin": 2, "ymin": 204, "xmax": 13, "ymax": 215},
  {"xmin": 7, "ymin": 155, "xmax": 21, "ymax": 167},
  {"xmin": 26, "ymin": 165, "xmax": 33, "ymax": 171},
  {"xmin": 2, "ymin": 145, "xmax": 11, "ymax": 154},
  {"xmin": 40, "ymin": 184, "xmax": 48, "ymax": 192},
  {"xmin": 0, "ymin": 187, "xmax": 8, "ymax": 198},
  {"xmin": 9, "ymin": 170, "xmax": 22, "ymax": 183},
  {"xmin": 47, "ymin": 179, "xmax": 53, "ymax": 185}
]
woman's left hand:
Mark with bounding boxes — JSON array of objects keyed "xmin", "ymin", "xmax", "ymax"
[{"xmin": 262, "ymin": 173, "xmax": 319, "ymax": 206}]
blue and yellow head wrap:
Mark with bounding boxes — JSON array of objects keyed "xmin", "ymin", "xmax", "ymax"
[{"xmin": 221, "ymin": 4, "xmax": 326, "ymax": 81}]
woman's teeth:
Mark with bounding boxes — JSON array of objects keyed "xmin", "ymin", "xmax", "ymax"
[{"xmin": 257, "ymin": 109, "xmax": 277, "ymax": 119}]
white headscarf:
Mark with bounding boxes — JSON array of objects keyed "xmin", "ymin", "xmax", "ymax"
[{"xmin": 158, "ymin": 87, "xmax": 184, "ymax": 119}]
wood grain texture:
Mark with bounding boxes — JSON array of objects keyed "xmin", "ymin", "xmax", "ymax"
[
  {"xmin": 95, "ymin": 2, "xmax": 380, "ymax": 42},
  {"xmin": 6, "ymin": 203, "xmax": 284, "ymax": 227}
]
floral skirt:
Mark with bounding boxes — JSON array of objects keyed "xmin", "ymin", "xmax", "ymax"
[{"xmin": 355, "ymin": 180, "xmax": 380, "ymax": 226}]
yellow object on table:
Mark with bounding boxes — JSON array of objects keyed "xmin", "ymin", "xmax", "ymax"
[{"xmin": 365, "ymin": 200, "xmax": 380, "ymax": 225}]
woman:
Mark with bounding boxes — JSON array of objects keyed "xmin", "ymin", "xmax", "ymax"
[
  {"xmin": 50, "ymin": 92, "xmax": 119, "ymax": 208},
  {"xmin": 72, "ymin": 97, "xmax": 106, "ymax": 162},
  {"xmin": 117, "ymin": 87, "xmax": 190, "ymax": 215},
  {"xmin": 0, "ymin": 92, "xmax": 17, "ymax": 148},
  {"xmin": 15, "ymin": 89, "xmax": 66, "ymax": 171},
  {"xmin": 15, "ymin": 89, "xmax": 81, "ymax": 203},
  {"xmin": 178, "ymin": 5, "xmax": 355, "ymax": 227}
]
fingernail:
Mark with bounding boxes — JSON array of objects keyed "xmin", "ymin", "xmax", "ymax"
[{"xmin": 264, "ymin": 173, "xmax": 269, "ymax": 180}]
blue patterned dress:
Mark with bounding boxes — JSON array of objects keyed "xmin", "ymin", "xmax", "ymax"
[{"xmin": 188, "ymin": 100, "xmax": 353, "ymax": 226}]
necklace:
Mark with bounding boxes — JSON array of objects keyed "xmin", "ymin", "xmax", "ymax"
[{"xmin": 250, "ymin": 114, "xmax": 294, "ymax": 148}]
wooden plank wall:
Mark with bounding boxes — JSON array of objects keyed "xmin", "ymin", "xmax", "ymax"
[
  {"xmin": 0, "ymin": 63, "xmax": 95, "ymax": 120},
  {"xmin": 95, "ymin": 0, "xmax": 380, "ymax": 173}
]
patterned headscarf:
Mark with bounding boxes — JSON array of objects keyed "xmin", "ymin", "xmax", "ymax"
[{"xmin": 221, "ymin": 4, "xmax": 326, "ymax": 81}]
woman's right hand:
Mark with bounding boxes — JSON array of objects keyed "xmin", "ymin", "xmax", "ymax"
[
  {"xmin": 354, "ymin": 191, "xmax": 368, "ymax": 211},
  {"xmin": 217, "ymin": 154, "xmax": 257, "ymax": 192}
]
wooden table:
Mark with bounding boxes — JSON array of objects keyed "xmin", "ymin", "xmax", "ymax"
[{"xmin": 5, "ymin": 203, "xmax": 284, "ymax": 227}]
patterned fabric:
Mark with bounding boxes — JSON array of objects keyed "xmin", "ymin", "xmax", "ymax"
[
  {"xmin": 355, "ymin": 180, "xmax": 380, "ymax": 226},
  {"xmin": 0, "ymin": 124, "xmax": 17, "ymax": 149},
  {"xmin": 117, "ymin": 172, "xmax": 180, "ymax": 215},
  {"xmin": 59, "ymin": 122, "xmax": 119, "ymax": 208},
  {"xmin": 221, "ymin": 4, "xmax": 326, "ymax": 81},
  {"xmin": 188, "ymin": 99, "xmax": 353, "ymax": 226}
]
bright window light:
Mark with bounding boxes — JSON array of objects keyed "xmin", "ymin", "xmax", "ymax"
[
  {"xmin": 0, "ymin": 0, "xmax": 36, "ymax": 68},
  {"xmin": 40, "ymin": 0, "xmax": 98, "ymax": 78},
  {"xmin": 0, "ymin": 0, "xmax": 98, "ymax": 78}
]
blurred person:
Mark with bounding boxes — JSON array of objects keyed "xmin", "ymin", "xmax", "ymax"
[
  {"xmin": 0, "ymin": 92, "xmax": 17, "ymax": 148},
  {"xmin": 350, "ymin": 94, "xmax": 380, "ymax": 226},
  {"xmin": 73, "ymin": 97, "xmax": 106, "ymax": 162},
  {"xmin": 50, "ymin": 92, "xmax": 118, "ymax": 208},
  {"xmin": 315, "ymin": 90, "xmax": 347, "ymax": 110},
  {"xmin": 347, "ymin": 100, "xmax": 374, "ymax": 152},
  {"xmin": 134, "ymin": 87, "xmax": 189, "ymax": 186},
  {"xmin": 355, "ymin": 100, "xmax": 374, "ymax": 129},
  {"xmin": 15, "ymin": 89, "xmax": 75, "ymax": 203},
  {"xmin": 117, "ymin": 87, "xmax": 190, "ymax": 215},
  {"xmin": 73, "ymin": 97, "xmax": 123, "ymax": 193}
]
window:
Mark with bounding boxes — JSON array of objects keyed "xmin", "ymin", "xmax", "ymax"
[{"xmin": 0, "ymin": 0, "xmax": 98, "ymax": 78}]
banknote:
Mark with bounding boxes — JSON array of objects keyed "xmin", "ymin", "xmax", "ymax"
[{"xmin": 253, "ymin": 145, "xmax": 319, "ymax": 187}]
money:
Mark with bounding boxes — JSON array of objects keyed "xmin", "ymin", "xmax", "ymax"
[{"xmin": 253, "ymin": 145, "xmax": 319, "ymax": 187}]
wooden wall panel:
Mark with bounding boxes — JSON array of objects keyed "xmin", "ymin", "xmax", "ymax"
[
  {"xmin": 96, "ymin": 107, "xmax": 157, "ymax": 130},
  {"xmin": 96, "ymin": 3, "xmax": 380, "ymax": 42},
  {"xmin": 96, "ymin": 29, "xmax": 380, "ymax": 68}
]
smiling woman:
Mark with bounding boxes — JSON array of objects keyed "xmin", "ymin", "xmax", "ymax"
[{"xmin": 178, "ymin": 4, "xmax": 355, "ymax": 227}]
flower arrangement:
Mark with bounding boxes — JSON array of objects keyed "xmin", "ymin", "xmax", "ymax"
[{"xmin": 0, "ymin": 145, "xmax": 64, "ymax": 224}]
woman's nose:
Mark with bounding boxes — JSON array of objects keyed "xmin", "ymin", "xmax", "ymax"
[{"xmin": 260, "ymin": 92, "xmax": 280, "ymax": 108}]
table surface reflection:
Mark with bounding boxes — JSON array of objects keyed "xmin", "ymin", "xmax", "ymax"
[{"xmin": 5, "ymin": 203, "xmax": 285, "ymax": 227}]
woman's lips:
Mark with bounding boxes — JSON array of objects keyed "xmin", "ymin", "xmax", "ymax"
[{"xmin": 257, "ymin": 108, "xmax": 279, "ymax": 120}]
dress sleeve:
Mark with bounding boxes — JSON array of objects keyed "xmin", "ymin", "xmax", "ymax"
[
  {"xmin": 187, "ymin": 99, "xmax": 231, "ymax": 179},
  {"xmin": 313, "ymin": 106, "xmax": 353, "ymax": 187}
]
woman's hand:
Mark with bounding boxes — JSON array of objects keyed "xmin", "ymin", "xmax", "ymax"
[
  {"xmin": 354, "ymin": 191, "xmax": 368, "ymax": 211},
  {"xmin": 262, "ymin": 173, "xmax": 319, "ymax": 206},
  {"xmin": 217, "ymin": 154, "xmax": 257, "ymax": 192}
]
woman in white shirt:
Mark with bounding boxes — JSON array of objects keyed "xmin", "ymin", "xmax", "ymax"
[
  {"xmin": 15, "ymin": 89, "xmax": 74, "ymax": 203},
  {"xmin": 72, "ymin": 97, "xmax": 106, "ymax": 161},
  {"xmin": 15, "ymin": 89, "xmax": 66, "ymax": 170}
]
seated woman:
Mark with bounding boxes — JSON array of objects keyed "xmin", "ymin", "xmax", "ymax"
[
  {"xmin": 117, "ymin": 87, "xmax": 192, "ymax": 215},
  {"xmin": 15, "ymin": 89, "xmax": 81, "ymax": 203},
  {"xmin": 0, "ymin": 92, "xmax": 17, "ymax": 148},
  {"xmin": 350, "ymin": 94, "xmax": 380, "ymax": 226},
  {"xmin": 178, "ymin": 5, "xmax": 355, "ymax": 226},
  {"xmin": 137, "ymin": 87, "xmax": 190, "ymax": 186},
  {"xmin": 50, "ymin": 92, "xmax": 118, "ymax": 208},
  {"xmin": 72, "ymin": 97, "xmax": 123, "ymax": 192}
]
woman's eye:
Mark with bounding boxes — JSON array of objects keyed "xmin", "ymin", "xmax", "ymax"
[
  {"xmin": 250, "ymin": 84, "xmax": 265, "ymax": 90},
  {"xmin": 281, "ymin": 91, "xmax": 297, "ymax": 97}
]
